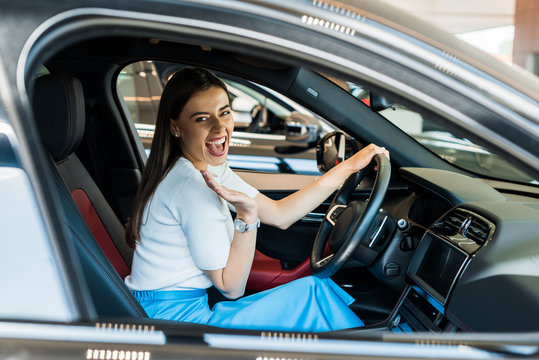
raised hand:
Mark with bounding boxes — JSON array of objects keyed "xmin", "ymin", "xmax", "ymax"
[{"xmin": 201, "ymin": 169, "xmax": 258, "ymax": 222}]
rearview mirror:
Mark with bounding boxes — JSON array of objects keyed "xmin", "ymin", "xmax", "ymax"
[
  {"xmin": 369, "ymin": 93, "xmax": 395, "ymax": 112},
  {"xmin": 316, "ymin": 131, "xmax": 360, "ymax": 173}
]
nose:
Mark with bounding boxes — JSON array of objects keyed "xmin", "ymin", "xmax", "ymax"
[{"xmin": 211, "ymin": 114, "xmax": 227, "ymax": 130}]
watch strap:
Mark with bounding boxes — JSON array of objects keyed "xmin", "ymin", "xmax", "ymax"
[{"xmin": 245, "ymin": 218, "xmax": 260, "ymax": 232}]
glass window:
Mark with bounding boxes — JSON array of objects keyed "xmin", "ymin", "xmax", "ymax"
[
  {"xmin": 330, "ymin": 78, "xmax": 536, "ymax": 185},
  {"xmin": 117, "ymin": 61, "xmax": 162, "ymax": 152},
  {"xmin": 117, "ymin": 61, "xmax": 328, "ymax": 175},
  {"xmin": 0, "ymin": 105, "xmax": 74, "ymax": 321},
  {"xmin": 0, "ymin": 168, "xmax": 74, "ymax": 321}
]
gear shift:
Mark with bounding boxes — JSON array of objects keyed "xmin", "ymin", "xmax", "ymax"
[{"xmin": 398, "ymin": 219, "xmax": 414, "ymax": 251}]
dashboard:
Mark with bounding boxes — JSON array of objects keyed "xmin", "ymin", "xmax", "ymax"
[{"xmin": 385, "ymin": 168, "xmax": 539, "ymax": 332}]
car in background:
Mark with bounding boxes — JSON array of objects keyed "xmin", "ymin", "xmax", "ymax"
[{"xmin": 1, "ymin": 0, "xmax": 538, "ymax": 359}]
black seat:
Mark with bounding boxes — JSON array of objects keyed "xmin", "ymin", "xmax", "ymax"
[{"xmin": 32, "ymin": 73, "xmax": 146, "ymax": 318}]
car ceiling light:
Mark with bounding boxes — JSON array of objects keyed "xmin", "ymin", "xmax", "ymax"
[
  {"xmin": 301, "ymin": 15, "xmax": 355, "ymax": 37},
  {"xmin": 95, "ymin": 323, "xmax": 156, "ymax": 332},
  {"xmin": 312, "ymin": 0, "xmax": 366, "ymax": 22},
  {"xmin": 86, "ymin": 349, "xmax": 151, "ymax": 360},
  {"xmin": 434, "ymin": 51, "xmax": 476, "ymax": 85},
  {"xmin": 261, "ymin": 331, "xmax": 319, "ymax": 342}
]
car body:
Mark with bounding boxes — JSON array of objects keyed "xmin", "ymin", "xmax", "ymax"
[{"xmin": 1, "ymin": 0, "xmax": 538, "ymax": 359}]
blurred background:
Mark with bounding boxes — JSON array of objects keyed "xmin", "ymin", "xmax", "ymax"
[{"xmin": 379, "ymin": 0, "xmax": 539, "ymax": 77}]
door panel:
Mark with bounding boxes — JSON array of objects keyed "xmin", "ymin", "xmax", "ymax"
[{"xmin": 257, "ymin": 213, "xmax": 319, "ymax": 266}]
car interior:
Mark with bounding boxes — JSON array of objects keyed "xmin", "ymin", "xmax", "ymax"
[{"xmin": 29, "ymin": 32, "xmax": 539, "ymax": 335}]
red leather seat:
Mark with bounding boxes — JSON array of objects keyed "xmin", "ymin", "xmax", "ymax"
[{"xmin": 33, "ymin": 74, "xmax": 132, "ymax": 279}]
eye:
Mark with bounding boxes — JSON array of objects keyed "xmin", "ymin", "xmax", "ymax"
[
  {"xmin": 195, "ymin": 116, "xmax": 208, "ymax": 122},
  {"xmin": 220, "ymin": 110, "xmax": 231, "ymax": 117}
]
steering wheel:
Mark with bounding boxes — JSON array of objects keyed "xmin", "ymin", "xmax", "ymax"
[{"xmin": 310, "ymin": 154, "xmax": 391, "ymax": 278}]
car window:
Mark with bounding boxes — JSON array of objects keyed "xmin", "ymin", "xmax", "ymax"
[
  {"xmin": 117, "ymin": 61, "xmax": 325, "ymax": 175},
  {"xmin": 0, "ymin": 105, "xmax": 73, "ymax": 321},
  {"xmin": 117, "ymin": 61, "xmax": 161, "ymax": 151},
  {"xmin": 329, "ymin": 78, "xmax": 536, "ymax": 185}
]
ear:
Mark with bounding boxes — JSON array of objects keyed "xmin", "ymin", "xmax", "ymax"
[{"xmin": 169, "ymin": 118, "xmax": 180, "ymax": 138}]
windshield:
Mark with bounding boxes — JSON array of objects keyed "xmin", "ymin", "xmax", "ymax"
[{"xmin": 342, "ymin": 81, "xmax": 537, "ymax": 185}]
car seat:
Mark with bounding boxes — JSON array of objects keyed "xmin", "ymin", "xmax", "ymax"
[
  {"xmin": 245, "ymin": 104, "xmax": 268, "ymax": 133},
  {"xmin": 32, "ymin": 73, "xmax": 145, "ymax": 317}
]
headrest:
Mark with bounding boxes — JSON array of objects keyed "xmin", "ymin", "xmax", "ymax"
[{"xmin": 33, "ymin": 74, "xmax": 85, "ymax": 162}]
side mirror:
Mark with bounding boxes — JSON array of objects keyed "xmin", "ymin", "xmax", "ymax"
[
  {"xmin": 316, "ymin": 131, "xmax": 360, "ymax": 173},
  {"xmin": 284, "ymin": 111, "xmax": 320, "ymax": 143}
]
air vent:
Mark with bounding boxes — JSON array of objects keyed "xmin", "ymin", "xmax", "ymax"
[
  {"xmin": 444, "ymin": 211, "xmax": 469, "ymax": 234},
  {"xmin": 465, "ymin": 218, "xmax": 492, "ymax": 245},
  {"xmin": 433, "ymin": 210, "xmax": 467, "ymax": 235},
  {"xmin": 434, "ymin": 209, "xmax": 494, "ymax": 245}
]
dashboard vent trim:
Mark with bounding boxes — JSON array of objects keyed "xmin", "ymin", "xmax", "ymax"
[
  {"xmin": 435, "ymin": 209, "xmax": 495, "ymax": 246},
  {"xmin": 465, "ymin": 217, "xmax": 492, "ymax": 245}
]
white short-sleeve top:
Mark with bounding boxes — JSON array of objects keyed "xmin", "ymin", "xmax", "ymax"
[{"xmin": 125, "ymin": 157, "xmax": 259, "ymax": 291}]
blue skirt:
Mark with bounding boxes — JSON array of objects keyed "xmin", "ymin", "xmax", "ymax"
[{"xmin": 132, "ymin": 276, "xmax": 364, "ymax": 332}]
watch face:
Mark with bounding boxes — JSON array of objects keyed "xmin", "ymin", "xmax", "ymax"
[{"xmin": 234, "ymin": 219, "xmax": 246, "ymax": 233}]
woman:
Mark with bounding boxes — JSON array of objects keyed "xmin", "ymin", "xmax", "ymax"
[{"xmin": 125, "ymin": 67, "xmax": 389, "ymax": 332}]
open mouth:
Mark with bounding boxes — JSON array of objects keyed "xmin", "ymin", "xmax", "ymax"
[{"xmin": 205, "ymin": 136, "xmax": 227, "ymax": 157}]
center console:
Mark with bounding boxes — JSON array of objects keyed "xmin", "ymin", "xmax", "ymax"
[{"xmin": 388, "ymin": 208, "xmax": 495, "ymax": 332}]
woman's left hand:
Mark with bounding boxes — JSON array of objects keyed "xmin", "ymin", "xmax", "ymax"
[{"xmin": 343, "ymin": 143, "xmax": 389, "ymax": 173}]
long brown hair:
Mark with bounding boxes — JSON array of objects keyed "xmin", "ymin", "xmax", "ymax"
[{"xmin": 125, "ymin": 67, "xmax": 229, "ymax": 248}]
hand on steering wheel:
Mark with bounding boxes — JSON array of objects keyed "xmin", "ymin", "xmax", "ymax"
[{"xmin": 310, "ymin": 154, "xmax": 391, "ymax": 278}]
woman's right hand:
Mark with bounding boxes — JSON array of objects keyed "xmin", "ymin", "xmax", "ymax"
[{"xmin": 201, "ymin": 169, "xmax": 258, "ymax": 223}]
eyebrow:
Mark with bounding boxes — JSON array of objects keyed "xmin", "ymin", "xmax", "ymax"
[{"xmin": 189, "ymin": 104, "xmax": 230, "ymax": 119}]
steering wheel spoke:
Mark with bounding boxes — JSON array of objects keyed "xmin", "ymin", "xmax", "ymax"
[
  {"xmin": 315, "ymin": 253, "xmax": 335, "ymax": 268},
  {"xmin": 368, "ymin": 214, "xmax": 389, "ymax": 248},
  {"xmin": 326, "ymin": 204, "xmax": 347, "ymax": 226}
]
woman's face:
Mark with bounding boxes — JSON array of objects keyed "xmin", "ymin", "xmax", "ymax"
[{"xmin": 170, "ymin": 85, "xmax": 234, "ymax": 170}]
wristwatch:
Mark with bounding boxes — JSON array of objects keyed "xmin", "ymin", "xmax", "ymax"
[{"xmin": 234, "ymin": 217, "xmax": 260, "ymax": 233}]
